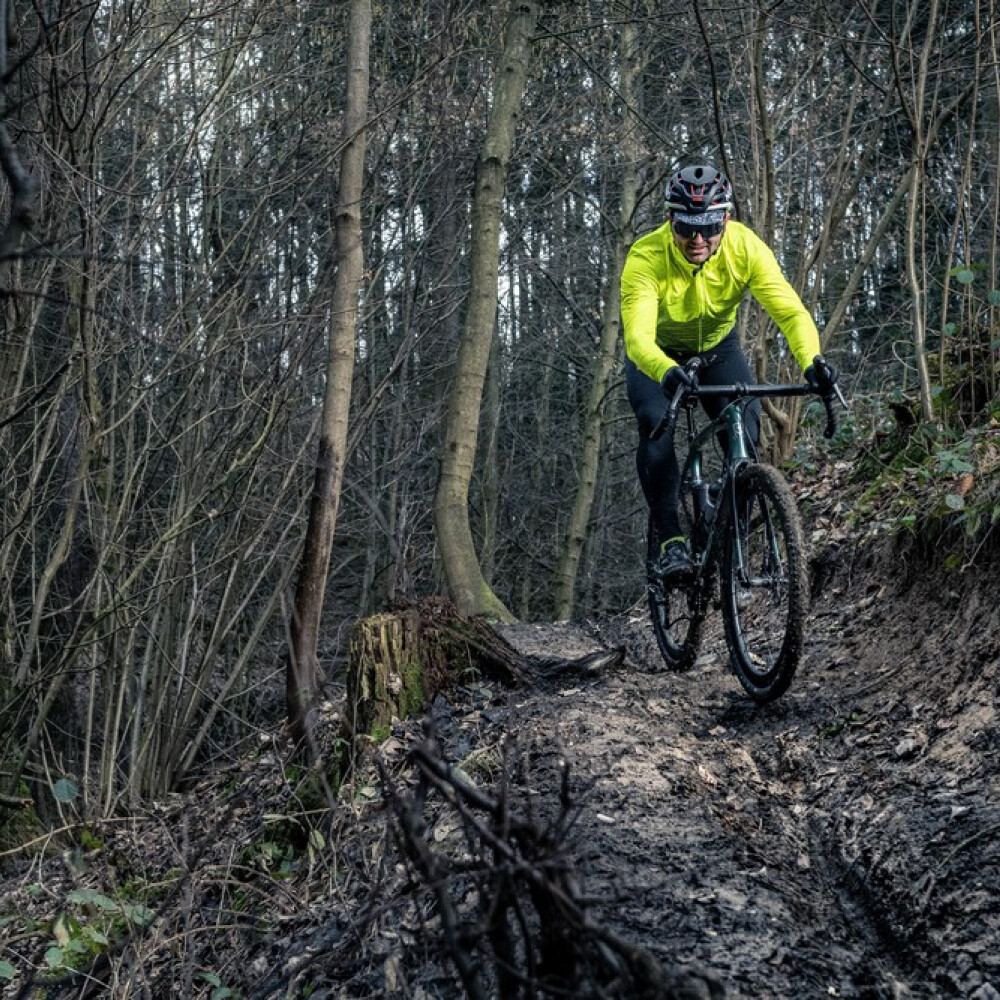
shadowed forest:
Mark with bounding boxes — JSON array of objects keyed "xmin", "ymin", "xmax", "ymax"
[{"xmin": 1, "ymin": 1, "xmax": 999, "ymax": 997}]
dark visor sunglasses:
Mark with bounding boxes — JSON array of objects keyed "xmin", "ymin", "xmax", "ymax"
[{"xmin": 672, "ymin": 217, "xmax": 726, "ymax": 240}]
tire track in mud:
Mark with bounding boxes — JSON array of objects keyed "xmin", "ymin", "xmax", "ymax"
[
  {"xmin": 503, "ymin": 562, "xmax": 1000, "ymax": 998},
  {"xmin": 512, "ymin": 642, "xmax": 905, "ymax": 997}
]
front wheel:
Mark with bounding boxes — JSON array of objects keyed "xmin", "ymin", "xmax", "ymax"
[{"xmin": 720, "ymin": 464, "xmax": 808, "ymax": 702}]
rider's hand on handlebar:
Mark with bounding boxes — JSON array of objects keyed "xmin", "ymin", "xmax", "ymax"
[
  {"xmin": 660, "ymin": 362, "xmax": 698, "ymax": 399},
  {"xmin": 804, "ymin": 355, "xmax": 839, "ymax": 395}
]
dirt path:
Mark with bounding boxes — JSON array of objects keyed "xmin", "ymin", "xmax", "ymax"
[
  {"xmin": 498, "ymin": 548, "xmax": 1000, "ymax": 999},
  {"xmin": 3, "ymin": 546, "xmax": 997, "ymax": 999}
]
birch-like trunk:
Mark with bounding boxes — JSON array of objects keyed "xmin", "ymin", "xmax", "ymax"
[
  {"xmin": 552, "ymin": 18, "xmax": 638, "ymax": 621},
  {"xmin": 433, "ymin": 0, "xmax": 539, "ymax": 621},
  {"xmin": 287, "ymin": 0, "xmax": 371, "ymax": 752},
  {"xmin": 898, "ymin": 0, "xmax": 939, "ymax": 422}
]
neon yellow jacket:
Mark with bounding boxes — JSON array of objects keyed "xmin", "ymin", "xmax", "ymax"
[{"xmin": 621, "ymin": 219, "xmax": 821, "ymax": 383}]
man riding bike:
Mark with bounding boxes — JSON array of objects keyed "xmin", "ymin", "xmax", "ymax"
[{"xmin": 621, "ymin": 163, "xmax": 838, "ymax": 580}]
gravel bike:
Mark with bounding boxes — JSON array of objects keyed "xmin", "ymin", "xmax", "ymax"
[{"xmin": 646, "ymin": 357, "xmax": 842, "ymax": 702}]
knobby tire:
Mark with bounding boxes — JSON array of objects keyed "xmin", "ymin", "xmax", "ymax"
[
  {"xmin": 719, "ymin": 464, "xmax": 808, "ymax": 702},
  {"xmin": 646, "ymin": 511, "xmax": 703, "ymax": 671}
]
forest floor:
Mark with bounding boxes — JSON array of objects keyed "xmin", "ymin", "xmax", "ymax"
[
  {"xmin": 2, "ymin": 465, "xmax": 999, "ymax": 999},
  {"xmin": 496, "ymin": 552, "xmax": 1000, "ymax": 999}
]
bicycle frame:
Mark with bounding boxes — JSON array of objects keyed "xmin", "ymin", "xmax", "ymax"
[
  {"xmin": 678, "ymin": 398, "xmax": 752, "ymax": 577},
  {"xmin": 668, "ymin": 382, "xmax": 823, "ymax": 582}
]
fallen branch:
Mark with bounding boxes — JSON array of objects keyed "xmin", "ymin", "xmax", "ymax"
[{"xmin": 384, "ymin": 735, "xmax": 726, "ymax": 999}]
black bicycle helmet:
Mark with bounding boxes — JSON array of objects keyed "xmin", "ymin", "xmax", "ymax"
[{"xmin": 666, "ymin": 164, "xmax": 733, "ymax": 216}]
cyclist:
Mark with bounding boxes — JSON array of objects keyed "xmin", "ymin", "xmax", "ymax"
[{"xmin": 621, "ymin": 163, "xmax": 838, "ymax": 580}]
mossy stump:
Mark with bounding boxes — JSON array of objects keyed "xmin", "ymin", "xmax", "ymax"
[{"xmin": 344, "ymin": 597, "xmax": 524, "ymax": 744}]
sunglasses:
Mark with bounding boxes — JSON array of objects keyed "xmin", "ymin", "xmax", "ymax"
[{"xmin": 672, "ymin": 217, "xmax": 726, "ymax": 240}]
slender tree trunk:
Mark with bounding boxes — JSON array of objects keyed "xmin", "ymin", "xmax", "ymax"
[
  {"xmin": 752, "ymin": 9, "xmax": 775, "ymax": 246},
  {"xmin": 897, "ymin": 0, "xmax": 939, "ymax": 422},
  {"xmin": 988, "ymin": 3, "xmax": 999, "ymax": 405},
  {"xmin": 749, "ymin": 6, "xmax": 778, "ymax": 384},
  {"xmin": 287, "ymin": 0, "xmax": 371, "ymax": 752},
  {"xmin": 0, "ymin": 0, "xmax": 38, "ymax": 262},
  {"xmin": 480, "ymin": 327, "xmax": 502, "ymax": 584},
  {"xmin": 433, "ymin": 0, "xmax": 539, "ymax": 621},
  {"xmin": 905, "ymin": 160, "xmax": 934, "ymax": 422},
  {"xmin": 552, "ymin": 18, "xmax": 638, "ymax": 621}
]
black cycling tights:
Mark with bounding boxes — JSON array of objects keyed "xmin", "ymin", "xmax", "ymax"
[{"xmin": 625, "ymin": 329, "xmax": 761, "ymax": 542}]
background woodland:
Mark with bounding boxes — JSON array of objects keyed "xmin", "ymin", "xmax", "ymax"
[{"xmin": 1, "ymin": 0, "xmax": 998, "ymax": 824}]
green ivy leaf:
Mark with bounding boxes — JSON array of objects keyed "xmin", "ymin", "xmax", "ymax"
[
  {"xmin": 44, "ymin": 947, "xmax": 64, "ymax": 969},
  {"xmin": 122, "ymin": 904, "xmax": 154, "ymax": 927},
  {"xmin": 988, "ymin": 289, "xmax": 1000, "ymax": 305},
  {"xmin": 944, "ymin": 493, "xmax": 965, "ymax": 510},
  {"xmin": 942, "ymin": 322, "xmax": 957, "ymax": 336},
  {"xmin": 955, "ymin": 268, "xmax": 975, "ymax": 284},
  {"xmin": 82, "ymin": 925, "xmax": 110, "ymax": 947},
  {"xmin": 51, "ymin": 778, "xmax": 79, "ymax": 804},
  {"xmin": 0, "ymin": 960, "xmax": 15, "ymax": 981},
  {"xmin": 67, "ymin": 887, "xmax": 116, "ymax": 910}
]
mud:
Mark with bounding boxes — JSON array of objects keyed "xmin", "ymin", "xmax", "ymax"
[
  {"xmin": 3, "ymin": 540, "xmax": 998, "ymax": 999},
  {"xmin": 496, "ymin": 542, "xmax": 1000, "ymax": 999}
]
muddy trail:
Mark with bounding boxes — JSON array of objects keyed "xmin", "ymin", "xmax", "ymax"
[
  {"xmin": 489, "ymin": 544, "xmax": 1000, "ymax": 999},
  {"xmin": 2, "ymin": 539, "xmax": 999, "ymax": 999}
]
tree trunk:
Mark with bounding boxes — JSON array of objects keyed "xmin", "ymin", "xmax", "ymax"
[
  {"xmin": 552, "ymin": 17, "xmax": 638, "ymax": 621},
  {"xmin": 896, "ymin": 0, "xmax": 940, "ymax": 422},
  {"xmin": 433, "ymin": 0, "xmax": 539, "ymax": 622},
  {"xmin": 480, "ymin": 326, "xmax": 502, "ymax": 584},
  {"xmin": 0, "ymin": 0, "xmax": 37, "ymax": 263},
  {"xmin": 287, "ymin": 0, "xmax": 371, "ymax": 753}
]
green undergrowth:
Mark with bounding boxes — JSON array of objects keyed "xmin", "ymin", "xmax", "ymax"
[
  {"xmin": 793, "ymin": 392, "xmax": 1000, "ymax": 570},
  {"xmin": 0, "ymin": 883, "xmax": 156, "ymax": 979}
]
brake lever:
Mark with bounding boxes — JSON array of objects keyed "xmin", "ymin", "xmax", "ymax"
[
  {"xmin": 649, "ymin": 357, "xmax": 709, "ymax": 440},
  {"xmin": 650, "ymin": 389, "xmax": 683, "ymax": 441},
  {"xmin": 820, "ymin": 383, "xmax": 849, "ymax": 439}
]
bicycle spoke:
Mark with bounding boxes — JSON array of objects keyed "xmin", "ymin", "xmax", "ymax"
[{"xmin": 721, "ymin": 465, "xmax": 808, "ymax": 702}]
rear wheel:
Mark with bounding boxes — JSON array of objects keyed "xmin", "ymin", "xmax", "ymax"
[
  {"xmin": 646, "ymin": 511, "xmax": 704, "ymax": 671},
  {"xmin": 720, "ymin": 464, "xmax": 808, "ymax": 702}
]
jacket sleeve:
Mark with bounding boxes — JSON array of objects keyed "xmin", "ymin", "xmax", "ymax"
[
  {"xmin": 620, "ymin": 246, "xmax": 676, "ymax": 383},
  {"xmin": 745, "ymin": 235, "xmax": 821, "ymax": 371}
]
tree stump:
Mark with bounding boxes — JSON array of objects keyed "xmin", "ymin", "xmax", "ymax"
[{"xmin": 344, "ymin": 597, "xmax": 525, "ymax": 743}]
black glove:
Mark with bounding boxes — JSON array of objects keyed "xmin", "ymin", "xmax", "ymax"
[
  {"xmin": 660, "ymin": 363, "xmax": 697, "ymax": 399},
  {"xmin": 804, "ymin": 356, "xmax": 839, "ymax": 394}
]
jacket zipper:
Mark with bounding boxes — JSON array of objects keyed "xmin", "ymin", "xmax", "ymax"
[{"xmin": 696, "ymin": 264, "xmax": 706, "ymax": 353}]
